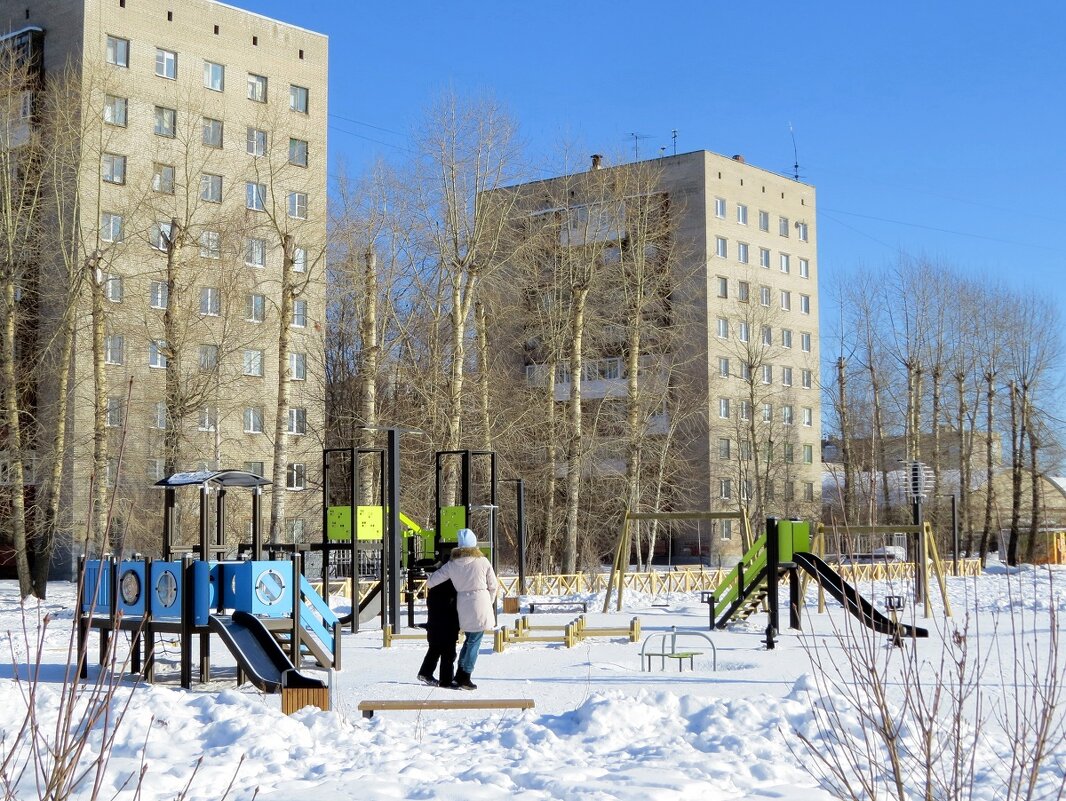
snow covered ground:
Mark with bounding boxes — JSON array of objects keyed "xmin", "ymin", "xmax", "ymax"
[{"xmin": 1, "ymin": 562, "xmax": 1064, "ymax": 800}]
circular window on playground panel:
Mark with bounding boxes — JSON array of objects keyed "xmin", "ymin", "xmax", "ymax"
[
  {"xmin": 120, "ymin": 569, "xmax": 142, "ymax": 606},
  {"xmin": 155, "ymin": 570, "xmax": 178, "ymax": 609},
  {"xmin": 255, "ymin": 569, "xmax": 286, "ymax": 606}
]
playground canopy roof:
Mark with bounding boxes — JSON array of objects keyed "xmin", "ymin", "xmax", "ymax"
[{"xmin": 154, "ymin": 470, "xmax": 272, "ymax": 489}]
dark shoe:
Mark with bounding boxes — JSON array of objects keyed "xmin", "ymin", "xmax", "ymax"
[
  {"xmin": 453, "ymin": 671, "xmax": 476, "ymax": 690},
  {"xmin": 417, "ymin": 674, "xmax": 438, "ymax": 687}
]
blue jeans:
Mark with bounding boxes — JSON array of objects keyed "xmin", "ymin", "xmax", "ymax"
[{"xmin": 457, "ymin": 631, "xmax": 484, "ymax": 675}]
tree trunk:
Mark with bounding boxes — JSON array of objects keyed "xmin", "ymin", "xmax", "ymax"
[
  {"xmin": 978, "ymin": 372, "xmax": 996, "ymax": 565},
  {"xmin": 89, "ymin": 261, "xmax": 108, "ymax": 552},
  {"xmin": 563, "ymin": 285, "xmax": 590, "ymax": 574},
  {"xmin": 163, "ymin": 220, "xmax": 182, "ymax": 476},
  {"xmin": 269, "ymin": 235, "xmax": 295, "ymax": 543},
  {"xmin": 930, "ymin": 367, "xmax": 942, "ymax": 533},
  {"xmin": 358, "ymin": 247, "xmax": 379, "ymax": 502},
  {"xmin": 475, "ymin": 300, "xmax": 492, "ymax": 452},
  {"xmin": 543, "ymin": 361, "xmax": 558, "ymax": 571},
  {"xmin": 956, "ymin": 372, "xmax": 973, "ymax": 556},
  {"xmin": 838, "ymin": 357, "xmax": 854, "ymax": 524},
  {"xmin": 1025, "ymin": 404, "xmax": 1040, "ymax": 564},
  {"xmin": 1007, "ymin": 381, "xmax": 1022, "ymax": 566},
  {"xmin": 1, "ymin": 277, "xmax": 33, "ymax": 598}
]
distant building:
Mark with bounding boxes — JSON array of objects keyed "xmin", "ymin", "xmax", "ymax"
[{"xmin": 2, "ymin": 1, "xmax": 327, "ymax": 573}]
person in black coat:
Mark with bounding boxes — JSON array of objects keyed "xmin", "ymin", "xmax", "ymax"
[{"xmin": 417, "ymin": 578, "xmax": 460, "ymax": 687}]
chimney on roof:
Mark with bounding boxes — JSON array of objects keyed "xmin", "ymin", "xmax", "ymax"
[
  {"xmin": 591, "ymin": 154, "xmax": 603, "ymax": 171},
  {"xmin": 732, "ymin": 154, "xmax": 745, "ymax": 163}
]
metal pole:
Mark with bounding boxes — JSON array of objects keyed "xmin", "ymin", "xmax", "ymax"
[
  {"xmin": 386, "ymin": 428, "xmax": 401, "ymax": 633},
  {"xmin": 515, "ymin": 479, "xmax": 526, "ymax": 595},
  {"xmin": 199, "ymin": 483, "xmax": 209, "ymax": 560},
  {"xmin": 951, "ymin": 494, "xmax": 959, "ymax": 574},
  {"xmin": 765, "ymin": 518, "xmax": 780, "ymax": 634},
  {"xmin": 216, "ymin": 488, "xmax": 226, "ymax": 553},
  {"xmin": 251, "ymin": 486, "xmax": 262, "ymax": 560}
]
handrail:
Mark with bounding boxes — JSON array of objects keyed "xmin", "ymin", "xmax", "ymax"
[{"xmin": 712, "ymin": 534, "xmax": 767, "ymax": 620}]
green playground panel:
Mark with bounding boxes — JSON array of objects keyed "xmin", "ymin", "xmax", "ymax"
[
  {"xmin": 326, "ymin": 505, "xmax": 385, "ymax": 541},
  {"xmin": 438, "ymin": 505, "xmax": 466, "ymax": 542}
]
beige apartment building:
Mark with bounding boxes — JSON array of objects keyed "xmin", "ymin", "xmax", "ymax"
[
  {"xmin": 505, "ymin": 150, "xmax": 821, "ymax": 560},
  {"xmin": 2, "ymin": 0, "xmax": 327, "ymax": 573}
]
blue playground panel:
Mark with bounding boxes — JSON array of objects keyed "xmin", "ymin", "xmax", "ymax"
[
  {"xmin": 149, "ymin": 561, "xmax": 185, "ymax": 619},
  {"xmin": 221, "ymin": 560, "xmax": 296, "ymax": 618}
]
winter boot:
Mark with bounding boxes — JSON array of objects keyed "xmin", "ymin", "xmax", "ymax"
[
  {"xmin": 453, "ymin": 671, "xmax": 477, "ymax": 691},
  {"xmin": 417, "ymin": 674, "xmax": 438, "ymax": 687}
]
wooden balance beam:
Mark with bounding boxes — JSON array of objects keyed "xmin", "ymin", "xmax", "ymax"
[
  {"xmin": 494, "ymin": 622, "xmax": 577, "ymax": 652},
  {"xmin": 358, "ymin": 698, "xmax": 535, "ymax": 719},
  {"xmin": 572, "ymin": 615, "xmax": 641, "ymax": 643}
]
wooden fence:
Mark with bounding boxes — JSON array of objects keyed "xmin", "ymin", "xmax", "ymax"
[{"xmin": 313, "ymin": 558, "xmax": 982, "ymax": 602}]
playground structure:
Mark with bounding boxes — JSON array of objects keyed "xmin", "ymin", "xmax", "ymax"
[
  {"xmin": 77, "ymin": 470, "xmax": 337, "ymax": 710},
  {"xmin": 492, "ymin": 614, "xmax": 641, "ymax": 652}
]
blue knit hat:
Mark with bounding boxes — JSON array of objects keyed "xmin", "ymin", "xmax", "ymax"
[{"xmin": 456, "ymin": 528, "xmax": 477, "ymax": 549}]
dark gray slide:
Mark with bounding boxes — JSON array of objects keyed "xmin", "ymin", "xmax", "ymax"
[
  {"xmin": 209, "ymin": 611, "xmax": 328, "ymax": 693},
  {"xmin": 792, "ymin": 552, "xmax": 929, "ymax": 638}
]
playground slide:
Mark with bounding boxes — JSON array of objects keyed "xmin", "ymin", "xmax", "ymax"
[
  {"xmin": 792, "ymin": 552, "xmax": 929, "ymax": 639},
  {"xmin": 337, "ymin": 580, "xmax": 382, "ymax": 627},
  {"xmin": 208, "ymin": 611, "xmax": 328, "ymax": 694}
]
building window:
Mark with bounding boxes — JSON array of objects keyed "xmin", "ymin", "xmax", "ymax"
[
  {"xmin": 286, "ymin": 463, "xmax": 306, "ymax": 490},
  {"xmin": 204, "ymin": 60, "xmax": 225, "ymax": 91},
  {"xmin": 105, "ymin": 397, "xmax": 124, "ymax": 427},
  {"xmin": 797, "ymin": 222, "xmax": 809, "ymax": 242},
  {"xmin": 781, "ymin": 290, "xmax": 792, "ymax": 311},
  {"xmin": 718, "ymin": 438, "xmax": 731, "ymax": 460},
  {"xmin": 243, "ymin": 349, "xmax": 263, "ymax": 377},
  {"xmin": 199, "ymin": 287, "xmax": 220, "ymax": 316},
  {"xmin": 760, "ymin": 285, "xmax": 771, "ymax": 307},
  {"xmin": 761, "ymin": 325, "xmax": 772, "ymax": 346},
  {"xmin": 102, "ymin": 153, "xmax": 126, "ymax": 185},
  {"xmin": 200, "ymin": 173, "xmax": 222, "ymax": 203},
  {"xmin": 762, "ymin": 364, "xmax": 772, "ymax": 385},
  {"xmin": 288, "ymin": 407, "xmax": 307, "ymax": 435},
  {"xmin": 101, "ymin": 212, "xmax": 123, "ymax": 243},
  {"xmin": 147, "ymin": 458, "xmax": 166, "ymax": 482},
  {"xmin": 245, "ymin": 461, "xmax": 265, "ymax": 476},
  {"xmin": 738, "ymin": 281, "xmax": 750, "ymax": 302},
  {"xmin": 801, "ymin": 332, "xmax": 812, "ymax": 352},
  {"xmin": 738, "ymin": 322, "xmax": 750, "ymax": 342},
  {"xmin": 737, "ymin": 242, "xmax": 749, "ymax": 264},
  {"xmin": 248, "ymin": 73, "xmax": 268, "ymax": 103},
  {"xmin": 154, "ymin": 106, "xmax": 176, "ymax": 137},
  {"xmin": 245, "ymin": 238, "xmax": 266, "ymax": 268},
  {"xmin": 801, "ymin": 368, "xmax": 813, "ymax": 389},
  {"xmin": 721, "ymin": 520, "xmax": 733, "ymax": 540},
  {"xmin": 759, "ymin": 248, "xmax": 770, "ymax": 268},
  {"xmin": 739, "ymin": 440, "xmax": 752, "ymax": 460},
  {"xmin": 246, "ymin": 293, "xmax": 266, "ymax": 323},
  {"xmin": 104, "ymin": 334, "xmax": 124, "ymax": 365},
  {"xmin": 740, "ymin": 362, "xmax": 752, "ymax": 381},
  {"xmin": 718, "ymin": 398, "xmax": 730, "ymax": 419},
  {"xmin": 292, "ymin": 299, "xmax": 308, "ymax": 328},
  {"xmin": 202, "ymin": 117, "xmax": 223, "ymax": 148},
  {"xmin": 199, "ymin": 231, "xmax": 221, "ymax": 259},
  {"xmin": 758, "ymin": 210, "xmax": 769, "ymax": 232},
  {"xmin": 714, "ymin": 197, "xmax": 726, "ymax": 218},
  {"xmin": 803, "ymin": 444, "xmax": 814, "ymax": 464},
  {"xmin": 103, "ymin": 95, "xmax": 127, "ymax": 126},
  {"xmin": 784, "ymin": 444, "xmax": 794, "ymax": 463},
  {"xmin": 149, "ymin": 280, "xmax": 168, "ymax": 309},
  {"xmin": 799, "ymin": 258, "xmax": 810, "ymax": 279},
  {"xmin": 780, "ymin": 253, "xmax": 790, "ymax": 273},
  {"xmin": 289, "ymin": 352, "xmax": 306, "ymax": 381},
  {"xmin": 736, "ymin": 203, "xmax": 748, "ymax": 225},
  {"xmin": 739, "ymin": 400, "xmax": 751, "ymax": 421},
  {"xmin": 803, "ymin": 407, "xmax": 813, "ymax": 427},
  {"xmin": 289, "ymin": 85, "xmax": 309, "ymax": 113},
  {"xmin": 762, "ymin": 403, "xmax": 772, "ymax": 423},
  {"xmin": 155, "ymin": 48, "xmax": 177, "ymax": 79},
  {"xmin": 288, "ymin": 192, "xmax": 308, "ymax": 220},
  {"xmin": 198, "ymin": 344, "xmax": 218, "ymax": 371},
  {"xmin": 149, "ymin": 340, "xmax": 168, "ymax": 369},
  {"xmin": 289, "ymin": 138, "xmax": 308, "ymax": 167},
  {"xmin": 150, "ymin": 220, "xmax": 173, "ymax": 251},
  {"xmin": 716, "ymin": 317, "xmax": 728, "ymax": 339},
  {"xmin": 106, "ymin": 36, "xmax": 129, "ymax": 67},
  {"xmin": 800, "ymin": 294, "xmax": 811, "ymax": 315},
  {"xmin": 782, "ymin": 366, "xmax": 793, "ymax": 387},
  {"xmin": 779, "ymin": 216, "xmax": 789, "ymax": 237},
  {"xmin": 718, "ymin": 357, "xmax": 730, "ymax": 378},
  {"xmin": 804, "ymin": 481, "xmax": 815, "ymax": 502},
  {"xmin": 717, "ymin": 276, "xmax": 728, "ymax": 299},
  {"xmin": 243, "ymin": 407, "xmax": 264, "ymax": 433},
  {"xmin": 781, "ymin": 329, "xmax": 793, "ymax": 349},
  {"xmin": 198, "ymin": 406, "xmax": 217, "ymax": 432},
  {"xmin": 104, "ymin": 274, "xmax": 123, "ymax": 302},
  {"xmin": 293, "ymin": 246, "xmax": 307, "ymax": 272},
  {"xmin": 247, "ymin": 127, "xmax": 267, "ymax": 156},
  {"xmin": 246, "ymin": 182, "xmax": 266, "ymax": 211},
  {"xmin": 153, "ymin": 163, "xmax": 175, "ymax": 194},
  {"xmin": 784, "ymin": 481, "xmax": 794, "ymax": 501},
  {"xmin": 152, "ymin": 401, "xmax": 167, "ymax": 430},
  {"xmin": 783, "ymin": 404, "xmax": 794, "ymax": 425},
  {"xmin": 719, "ymin": 478, "xmax": 732, "ymax": 500},
  {"xmin": 741, "ymin": 480, "xmax": 753, "ymax": 502},
  {"xmin": 715, "ymin": 236, "xmax": 727, "ymax": 259}
]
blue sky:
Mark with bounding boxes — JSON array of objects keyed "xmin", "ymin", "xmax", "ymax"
[{"xmin": 242, "ymin": 0, "xmax": 1065, "ymax": 362}]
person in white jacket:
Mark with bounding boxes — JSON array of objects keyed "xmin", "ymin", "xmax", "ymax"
[{"xmin": 426, "ymin": 528, "xmax": 498, "ymax": 690}]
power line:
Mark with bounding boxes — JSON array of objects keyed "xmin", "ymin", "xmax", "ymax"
[
  {"xmin": 819, "ymin": 207, "xmax": 1056, "ymax": 251},
  {"xmin": 328, "ymin": 112, "xmax": 404, "ymax": 137},
  {"xmin": 327, "ymin": 123, "xmax": 413, "ymax": 153}
]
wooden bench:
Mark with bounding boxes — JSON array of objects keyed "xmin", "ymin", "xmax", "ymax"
[
  {"xmin": 358, "ymin": 698, "xmax": 535, "ymax": 719},
  {"xmin": 528, "ymin": 601, "xmax": 588, "ymax": 613}
]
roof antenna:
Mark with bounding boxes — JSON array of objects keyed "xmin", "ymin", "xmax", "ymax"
[
  {"xmin": 788, "ymin": 122, "xmax": 800, "ymax": 181},
  {"xmin": 672, "ymin": 129, "xmax": 678, "ymax": 156},
  {"xmin": 630, "ymin": 132, "xmax": 650, "ymax": 161}
]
